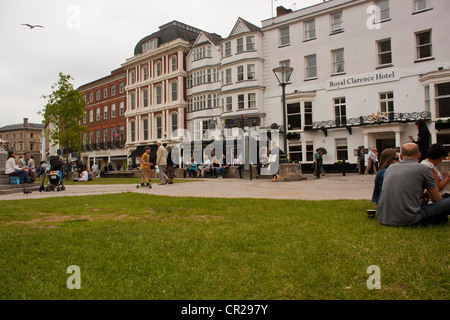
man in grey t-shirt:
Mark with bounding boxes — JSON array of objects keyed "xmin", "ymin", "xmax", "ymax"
[{"xmin": 377, "ymin": 142, "xmax": 449, "ymax": 226}]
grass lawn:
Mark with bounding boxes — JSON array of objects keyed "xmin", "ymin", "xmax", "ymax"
[{"xmin": 0, "ymin": 193, "xmax": 448, "ymax": 300}]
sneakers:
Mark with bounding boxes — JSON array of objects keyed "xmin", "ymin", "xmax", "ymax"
[
  {"xmin": 141, "ymin": 183, "xmax": 145, "ymax": 186},
  {"xmin": 146, "ymin": 182, "xmax": 150, "ymax": 187}
]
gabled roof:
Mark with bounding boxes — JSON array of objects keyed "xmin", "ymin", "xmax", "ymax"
[
  {"xmin": 192, "ymin": 31, "xmax": 223, "ymax": 48},
  {"xmin": 228, "ymin": 18, "xmax": 261, "ymax": 38},
  {"xmin": 134, "ymin": 21, "xmax": 202, "ymax": 56}
]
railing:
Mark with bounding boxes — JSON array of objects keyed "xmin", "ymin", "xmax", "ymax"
[{"xmin": 312, "ymin": 111, "xmax": 431, "ymax": 130}]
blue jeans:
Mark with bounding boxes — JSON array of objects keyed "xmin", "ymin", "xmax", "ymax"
[
  {"xmin": 9, "ymin": 170, "xmax": 30, "ymax": 184},
  {"xmin": 418, "ymin": 197, "xmax": 450, "ymax": 225},
  {"xmin": 215, "ymin": 167, "xmax": 223, "ymax": 177}
]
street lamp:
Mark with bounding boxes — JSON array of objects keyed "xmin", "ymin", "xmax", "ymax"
[{"xmin": 273, "ymin": 66, "xmax": 294, "ymax": 162}]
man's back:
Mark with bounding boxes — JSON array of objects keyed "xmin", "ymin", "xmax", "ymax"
[{"xmin": 377, "ymin": 159, "xmax": 436, "ymax": 226}]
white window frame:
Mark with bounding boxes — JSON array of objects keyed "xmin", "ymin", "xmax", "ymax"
[
  {"xmin": 377, "ymin": 38, "xmax": 392, "ymax": 67},
  {"xmin": 375, "ymin": 0, "xmax": 390, "ymax": 23},
  {"xmin": 414, "ymin": 0, "xmax": 432, "ymax": 13},
  {"xmin": 279, "ymin": 27, "xmax": 290, "ymax": 46},
  {"xmin": 332, "ymin": 49, "xmax": 345, "ymax": 74},
  {"xmin": 415, "ymin": 30, "xmax": 433, "ymax": 60},
  {"xmin": 304, "ymin": 19, "xmax": 316, "ymax": 41},
  {"xmin": 305, "ymin": 55, "xmax": 317, "ymax": 79},
  {"xmin": 330, "ymin": 12, "xmax": 343, "ymax": 34}
]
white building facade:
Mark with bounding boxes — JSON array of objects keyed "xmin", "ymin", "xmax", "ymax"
[{"xmin": 261, "ymin": 0, "xmax": 450, "ymax": 165}]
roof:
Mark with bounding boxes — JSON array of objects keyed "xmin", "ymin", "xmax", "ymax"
[
  {"xmin": 134, "ymin": 21, "xmax": 201, "ymax": 56},
  {"xmin": 0, "ymin": 123, "xmax": 44, "ymax": 132}
]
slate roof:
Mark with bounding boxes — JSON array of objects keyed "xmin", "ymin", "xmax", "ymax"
[{"xmin": 0, "ymin": 123, "xmax": 44, "ymax": 132}]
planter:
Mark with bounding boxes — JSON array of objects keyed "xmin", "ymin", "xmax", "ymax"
[{"xmin": 435, "ymin": 122, "xmax": 450, "ymax": 131}]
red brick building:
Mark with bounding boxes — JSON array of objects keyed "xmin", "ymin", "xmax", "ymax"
[{"xmin": 77, "ymin": 67, "xmax": 127, "ymax": 171}]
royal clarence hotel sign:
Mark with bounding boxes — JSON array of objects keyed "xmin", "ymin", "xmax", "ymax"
[{"xmin": 326, "ymin": 70, "xmax": 399, "ymax": 91}]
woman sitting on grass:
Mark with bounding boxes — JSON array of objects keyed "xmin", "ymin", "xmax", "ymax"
[
  {"xmin": 371, "ymin": 148, "xmax": 399, "ymax": 204},
  {"xmin": 421, "ymin": 143, "xmax": 450, "ymax": 198}
]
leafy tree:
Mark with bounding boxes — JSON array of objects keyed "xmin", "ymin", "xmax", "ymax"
[{"xmin": 40, "ymin": 72, "xmax": 87, "ymax": 177}]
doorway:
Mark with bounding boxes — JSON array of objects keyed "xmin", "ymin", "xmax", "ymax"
[{"xmin": 376, "ymin": 139, "xmax": 396, "ymax": 155}]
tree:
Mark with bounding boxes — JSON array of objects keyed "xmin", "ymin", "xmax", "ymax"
[{"xmin": 40, "ymin": 72, "xmax": 87, "ymax": 177}]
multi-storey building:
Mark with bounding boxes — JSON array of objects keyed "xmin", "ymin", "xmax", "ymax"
[
  {"xmin": 262, "ymin": 0, "xmax": 450, "ymax": 165},
  {"xmin": 0, "ymin": 118, "xmax": 44, "ymax": 162},
  {"xmin": 122, "ymin": 21, "xmax": 201, "ymax": 164},
  {"xmin": 78, "ymin": 67, "xmax": 127, "ymax": 170}
]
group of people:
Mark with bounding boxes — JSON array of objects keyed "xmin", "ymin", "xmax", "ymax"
[
  {"xmin": 370, "ymin": 121, "xmax": 449, "ymax": 227},
  {"xmin": 186, "ymin": 151, "xmax": 242, "ymax": 179},
  {"xmin": 4, "ymin": 150, "xmax": 37, "ymax": 184},
  {"xmin": 139, "ymin": 140, "xmax": 175, "ymax": 187}
]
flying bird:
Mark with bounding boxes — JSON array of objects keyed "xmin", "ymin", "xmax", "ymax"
[{"xmin": 21, "ymin": 24, "xmax": 44, "ymax": 29}]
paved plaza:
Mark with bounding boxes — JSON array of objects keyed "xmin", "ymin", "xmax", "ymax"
[{"xmin": 0, "ymin": 173, "xmax": 376, "ymax": 201}]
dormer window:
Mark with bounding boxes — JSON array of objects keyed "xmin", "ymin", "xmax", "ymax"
[
  {"xmin": 142, "ymin": 38, "xmax": 158, "ymax": 53},
  {"xmin": 193, "ymin": 45, "xmax": 212, "ymax": 61}
]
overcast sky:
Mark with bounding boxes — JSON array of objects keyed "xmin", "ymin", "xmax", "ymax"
[{"xmin": 0, "ymin": 0, "xmax": 323, "ymax": 128}]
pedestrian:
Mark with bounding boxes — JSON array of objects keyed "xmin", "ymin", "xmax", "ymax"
[
  {"xmin": 376, "ymin": 142, "xmax": 450, "ymax": 226},
  {"xmin": 270, "ymin": 141, "xmax": 281, "ymax": 182},
  {"xmin": 357, "ymin": 146, "xmax": 365, "ymax": 175},
  {"xmin": 156, "ymin": 140, "xmax": 169, "ymax": 185},
  {"xmin": 140, "ymin": 146, "xmax": 152, "ymax": 187},
  {"xmin": 313, "ymin": 148, "xmax": 323, "ymax": 179},
  {"xmin": 409, "ymin": 119, "xmax": 431, "ymax": 162},
  {"xmin": 364, "ymin": 147, "xmax": 378, "ymax": 175},
  {"xmin": 166, "ymin": 146, "xmax": 174, "ymax": 184}
]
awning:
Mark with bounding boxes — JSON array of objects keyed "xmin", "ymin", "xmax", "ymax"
[{"xmin": 129, "ymin": 145, "xmax": 158, "ymax": 161}]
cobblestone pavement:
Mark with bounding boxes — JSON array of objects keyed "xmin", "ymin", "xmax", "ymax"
[{"xmin": 0, "ymin": 173, "xmax": 377, "ymax": 201}]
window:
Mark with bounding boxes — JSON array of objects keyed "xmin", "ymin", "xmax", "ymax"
[
  {"xmin": 304, "ymin": 20, "xmax": 316, "ymax": 41},
  {"xmin": 194, "ymin": 121, "xmax": 202, "ymax": 141},
  {"xmin": 193, "ymin": 46, "xmax": 211, "ymax": 61},
  {"xmin": 103, "ymin": 128, "xmax": 108, "ymax": 145},
  {"xmin": 171, "ymin": 113, "xmax": 178, "ymax": 137},
  {"xmin": 332, "ymin": 49, "xmax": 345, "ymax": 74},
  {"xmin": 96, "ymin": 108, "xmax": 101, "ymax": 121},
  {"xmin": 436, "ymin": 83, "xmax": 450, "ymax": 118},
  {"xmin": 130, "ymin": 93, "xmax": 136, "ymax": 110},
  {"xmin": 119, "ymin": 125, "xmax": 125, "ymax": 145},
  {"xmin": 142, "ymin": 89, "xmax": 149, "ymax": 107},
  {"xmin": 334, "ymin": 97, "xmax": 346, "ymax": 127},
  {"xmin": 111, "ymin": 103, "xmax": 116, "ymax": 118},
  {"xmin": 289, "ymin": 145, "xmax": 303, "ymax": 162},
  {"xmin": 336, "ymin": 138, "xmax": 348, "ymax": 161},
  {"xmin": 155, "ymin": 86, "xmax": 162, "ymax": 104},
  {"xmin": 130, "ymin": 121, "xmax": 135, "ymax": 142},
  {"xmin": 224, "ymin": 41, "xmax": 232, "ymax": 57},
  {"xmin": 111, "ymin": 85, "xmax": 116, "ymax": 96},
  {"xmin": 380, "ymin": 92, "xmax": 394, "ymax": 119},
  {"xmin": 143, "ymin": 118, "xmax": 149, "ymax": 141},
  {"xmin": 96, "ymin": 90, "xmax": 100, "ymax": 101},
  {"xmin": 142, "ymin": 66, "xmax": 148, "ymax": 81},
  {"xmin": 111, "ymin": 127, "xmax": 116, "ymax": 146},
  {"xmin": 305, "ymin": 102, "xmax": 313, "ymax": 126},
  {"xmin": 237, "ymin": 66, "xmax": 244, "ymax": 81},
  {"xmin": 171, "ymin": 81, "xmax": 178, "ymax": 101},
  {"xmin": 246, "ymin": 36, "xmax": 255, "ymax": 51},
  {"xmin": 83, "ymin": 112, "xmax": 87, "ymax": 124},
  {"xmin": 103, "ymin": 106, "xmax": 108, "ymax": 120},
  {"xmin": 375, "ymin": 0, "xmax": 390, "ymax": 22},
  {"xmin": 103, "ymin": 87, "xmax": 108, "ymax": 99},
  {"xmin": 119, "ymin": 82, "xmax": 124, "ymax": 93},
  {"xmin": 225, "ymin": 69, "xmax": 232, "ymax": 84},
  {"xmin": 237, "ymin": 38, "xmax": 244, "ymax": 53},
  {"xmin": 171, "ymin": 57, "xmax": 177, "ymax": 72},
  {"xmin": 89, "ymin": 92, "xmax": 93, "ymax": 103},
  {"xmin": 119, "ymin": 101, "xmax": 124, "ymax": 116},
  {"xmin": 377, "ymin": 39, "xmax": 392, "ymax": 66},
  {"xmin": 83, "ymin": 133, "xmax": 87, "ymax": 148},
  {"xmin": 142, "ymin": 38, "xmax": 158, "ymax": 52},
  {"xmin": 305, "ymin": 55, "xmax": 317, "ymax": 79},
  {"xmin": 306, "ymin": 142, "xmax": 314, "ymax": 161},
  {"xmin": 155, "ymin": 62, "xmax": 162, "ymax": 76},
  {"xmin": 238, "ymin": 94, "xmax": 245, "ymax": 109},
  {"xmin": 247, "ymin": 64, "xmax": 256, "ymax": 80},
  {"xmin": 89, "ymin": 131, "xmax": 94, "ymax": 149},
  {"xmin": 279, "ymin": 27, "xmax": 290, "ymax": 46},
  {"xmin": 89, "ymin": 109, "xmax": 94, "ymax": 122},
  {"xmin": 156, "ymin": 116, "xmax": 162, "ymax": 139},
  {"xmin": 437, "ymin": 133, "xmax": 450, "ymax": 155},
  {"xmin": 226, "ymin": 96, "xmax": 232, "ymax": 112},
  {"xmin": 416, "ymin": 30, "xmax": 432, "ymax": 60},
  {"xmin": 414, "ymin": 0, "xmax": 431, "ymax": 13},
  {"xmin": 248, "ymin": 93, "xmax": 256, "ymax": 109},
  {"xmin": 287, "ymin": 103, "xmax": 301, "ymax": 130},
  {"xmin": 330, "ymin": 12, "xmax": 343, "ymax": 34},
  {"xmin": 96, "ymin": 129, "xmax": 101, "ymax": 148},
  {"xmin": 130, "ymin": 71, "xmax": 135, "ymax": 84},
  {"xmin": 424, "ymin": 85, "xmax": 430, "ymax": 113}
]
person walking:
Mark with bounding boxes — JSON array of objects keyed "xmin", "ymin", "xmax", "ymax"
[
  {"xmin": 364, "ymin": 147, "xmax": 378, "ymax": 175},
  {"xmin": 140, "ymin": 146, "xmax": 152, "ymax": 187},
  {"xmin": 313, "ymin": 149, "xmax": 323, "ymax": 179},
  {"xmin": 166, "ymin": 146, "xmax": 174, "ymax": 184},
  {"xmin": 156, "ymin": 140, "xmax": 169, "ymax": 185}
]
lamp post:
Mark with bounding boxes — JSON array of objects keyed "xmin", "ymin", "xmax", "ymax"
[{"xmin": 273, "ymin": 66, "xmax": 294, "ymax": 162}]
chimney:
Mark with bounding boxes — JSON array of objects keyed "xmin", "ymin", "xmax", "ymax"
[
  {"xmin": 24, "ymin": 118, "xmax": 29, "ymax": 128},
  {"xmin": 277, "ymin": 6, "xmax": 293, "ymax": 17}
]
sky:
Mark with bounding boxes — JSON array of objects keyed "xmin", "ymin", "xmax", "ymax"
[{"xmin": 0, "ymin": 0, "xmax": 323, "ymax": 128}]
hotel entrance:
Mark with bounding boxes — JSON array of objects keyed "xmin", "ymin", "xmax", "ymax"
[{"xmin": 376, "ymin": 138, "xmax": 396, "ymax": 155}]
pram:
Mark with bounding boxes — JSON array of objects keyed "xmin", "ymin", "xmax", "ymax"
[{"xmin": 39, "ymin": 157, "xmax": 66, "ymax": 192}]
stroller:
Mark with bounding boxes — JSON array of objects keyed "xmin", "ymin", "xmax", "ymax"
[{"xmin": 39, "ymin": 157, "xmax": 66, "ymax": 192}]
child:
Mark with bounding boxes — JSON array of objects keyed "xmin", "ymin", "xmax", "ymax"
[{"xmin": 140, "ymin": 146, "xmax": 152, "ymax": 187}]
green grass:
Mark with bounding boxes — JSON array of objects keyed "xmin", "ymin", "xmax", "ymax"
[{"xmin": 0, "ymin": 194, "xmax": 448, "ymax": 300}]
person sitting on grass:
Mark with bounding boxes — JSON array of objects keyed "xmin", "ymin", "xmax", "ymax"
[
  {"xmin": 420, "ymin": 143, "xmax": 450, "ymax": 198},
  {"xmin": 371, "ymin": 148, "xmax": 399, "ymax": 204},
  {"xmin": 140, "ymin": 146, "xmax": 151, "ymax": 187},
  {"xmin": 377, "ymin": 142, "xmax": 450, "ymax": 227}
]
